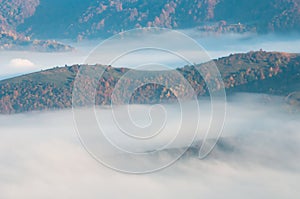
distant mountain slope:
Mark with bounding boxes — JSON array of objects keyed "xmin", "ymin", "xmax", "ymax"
[
  {"xmin": 0, "ymin": 51, "xmax": 299, "ymax": 114},
  {"xmin": 215, "ymin": 0, "xmax": 300, "ymax": 32},
  {"xmin": 0, "ymin": 0, "xmax": 39, "ymax": 33},
  {"xmin": 0, "ymin": 0, "xmax": 73, "ymax": 51},
  {"xmin": 15, "ymin": 0, "xmax": 300, "ymax": 40},
  {"xmin": 2, "ymin": 0, "xmax": 300, "ymax": 49}
]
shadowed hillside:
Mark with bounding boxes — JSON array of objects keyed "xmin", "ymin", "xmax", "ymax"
[{"xmin": 3, "ymin": 0, "xmax": 300, "ymax": 40}]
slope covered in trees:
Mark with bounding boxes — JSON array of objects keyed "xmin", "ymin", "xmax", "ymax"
[
  {"xmin": 0, "ymin": 51, "xmax": 299, "ymax": 114},
  {"xmin": 2, "ymin": 0, "xmax": 300, "ymax": 49},
  {"xmin": 0, "ymin": 0, "xmax": 73, "ymax": 51},
  {"xmin": 0, "ymin": 0, "xmax": 298, "ymax": 40}
]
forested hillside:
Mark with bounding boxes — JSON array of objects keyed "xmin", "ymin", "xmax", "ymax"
[
  {"xmin": 1, "ymin": 0, "xmax": 300, "ymax": 40},
  {"xmin": 0, "ymin": 51, "xmax": 299, "ymax": 113}
]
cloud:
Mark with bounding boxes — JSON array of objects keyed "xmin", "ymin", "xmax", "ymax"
[
  {"xmin": 9, "ymin": 58, "xmax": 35, "ymax": 68},
  {"xmin": 0, "ymin": 93, "xmax": 299, "ymax": 198}
]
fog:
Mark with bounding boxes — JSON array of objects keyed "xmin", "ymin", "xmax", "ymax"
[
  {"xmin": 184, "ymin": 31, "xmax": 300, "ymax": 58},
  {"xmin": 1, "ymin": 32, "xmax": 300, "ymax": 79},
  {"xmin": 0, "ymin": 93, "xmax": 299, "ymax": 199}
]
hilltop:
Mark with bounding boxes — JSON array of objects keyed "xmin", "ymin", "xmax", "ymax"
[{"xmin": 0, "ymin": 51, "xmax": 299, "ymax": 114}]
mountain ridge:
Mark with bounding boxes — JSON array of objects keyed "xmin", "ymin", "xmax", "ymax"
[{"xmin": 0, "ymin": 51, "xmax": 299, "ymax": 114}]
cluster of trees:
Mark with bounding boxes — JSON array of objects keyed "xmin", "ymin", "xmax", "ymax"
[
  {"xmin": 197, "ymin": 21, "xmax": 256, "ymax": 34},
  {"xmin": 0, "ymin": 0, "xmax": 39, "ymax": 33},
  {"xmin": 215, "ymin": 51, "xmax": 293, "ymax": 88},
  {"xmin": 0, "ymin": 80, "xmax": 72, "ymax": 113},
  {"xmin": 0, "ymin": 0, "xmax": 73, "ymax": 51}
]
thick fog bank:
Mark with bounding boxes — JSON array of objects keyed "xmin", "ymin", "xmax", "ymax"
[{"xmin": 0, "ymin": 93, "xmax": 299, "ymax": 198}]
